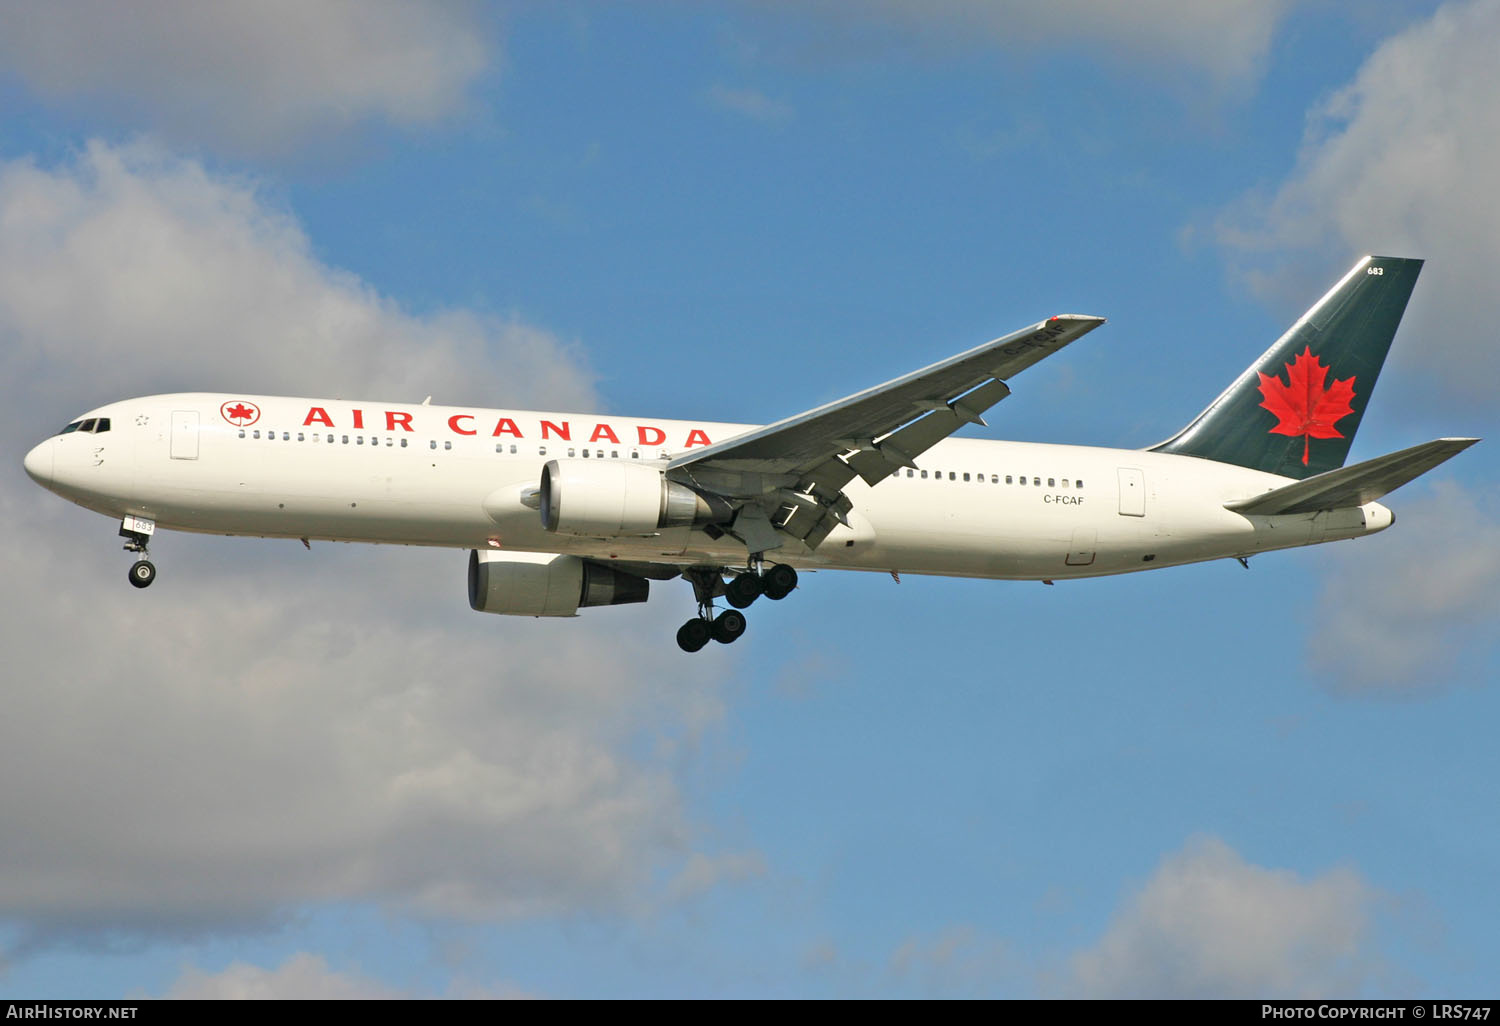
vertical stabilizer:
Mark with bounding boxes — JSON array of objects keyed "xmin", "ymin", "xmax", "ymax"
[{"xmin": 1152, "ymin": 256, "xmax": 1422, "ymax": 479}]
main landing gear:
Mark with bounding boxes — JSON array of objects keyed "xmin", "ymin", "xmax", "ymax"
[{"xmin": 676, "ymin": 559, "xmax": 798, "ymax": 653}]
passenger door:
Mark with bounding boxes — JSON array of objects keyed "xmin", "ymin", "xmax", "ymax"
[
  {"xmin": 170, "ymin": 410, "xmax": 200, "ymax": 460},
  {"xmin": 1117, "ymin": 467, "xmax": 1145, "ymax": 517}
]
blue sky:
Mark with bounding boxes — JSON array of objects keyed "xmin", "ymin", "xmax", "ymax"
[{"xmin": 1, "ymin": 0, "xmax": 1497, "ymax": 999}]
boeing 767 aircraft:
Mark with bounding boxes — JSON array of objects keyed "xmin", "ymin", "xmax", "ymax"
[{"xmin": 23, "ymin": 256, "xmax": 1477, "ymax": 652}]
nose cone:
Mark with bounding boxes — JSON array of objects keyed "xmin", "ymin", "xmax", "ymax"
[{"xmin": 23, "ymin": 439, "xmax": 53, "ymax": 486}]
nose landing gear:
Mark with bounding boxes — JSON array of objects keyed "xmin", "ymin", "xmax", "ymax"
[{"xmin": 120, "ymin": 515, "xmax": 157, "ymax": 589}]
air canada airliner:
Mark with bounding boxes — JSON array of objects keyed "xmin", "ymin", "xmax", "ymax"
[{"xmin": 23, "ymin": 256, "xmax": 1478, "ymax": 652}]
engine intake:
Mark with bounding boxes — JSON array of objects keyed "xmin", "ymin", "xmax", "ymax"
[
  {"xmin": 467, "ymin": 550, "xmax": 648, "ymax": 617},
  {"xmin": 539, "ymin": 459, "xmax": 730, "ymax": 537}
]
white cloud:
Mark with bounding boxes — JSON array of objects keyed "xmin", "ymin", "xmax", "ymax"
[
  {"xmin": 0, "ymin": 444, "xmax": 713, "ymax": 944},
  {"xmin": 167, "ymin": 953, "xmax": 400, "ymax": 999},
  {"xmin": 1063, "ymin": 837, "xmax": 1381, "ymax": 998},
  {"xmin": 0, "ymin": 1, "xmax": 492, "ymax": 156},
  {"xmin": 1308, "ymin": 481, "xmax": 1500, "ymax": 695},
  {"xmin": 0, "ymin": 142, "xmax": 735, "ymax": 948},
  {"xmin": 758, "ymin": 0, "xmax": 1298, "ymax": 91},
  {"xmin": 1215, "ymin": 0, "xmax": 1500, "ymax": 399},
  {"xmin": 0, "ymin": 141, "xmax": 595, "ymax": 412}
]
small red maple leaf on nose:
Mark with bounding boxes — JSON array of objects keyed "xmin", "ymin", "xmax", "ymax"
[{"xmin": 1257, "ymin": 347, "xmax": 1356, "ymax": 466}]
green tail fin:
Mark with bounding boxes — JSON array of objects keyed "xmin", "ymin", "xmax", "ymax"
[{"xmin": 1152, "ymin": 255, "xmax": 1423, "ymax": 479}]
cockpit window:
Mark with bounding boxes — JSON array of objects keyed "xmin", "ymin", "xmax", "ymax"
[{"xmin": 59, "ymin": 417, "xmax": 111, "ymax": 435}]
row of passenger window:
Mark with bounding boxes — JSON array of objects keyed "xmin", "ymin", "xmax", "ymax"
[
  {"xmin": 564, "ymin": 448, "xmax": 651, "ymax": 460},
  {"xmin": 900, "ymin": 468, "xmax": 1083, "ymax": 488},
  {"xmin": 237, "ymin": 430, "xmax": 655, "ymax": 460},
  {"xmin": 230, "ymin": 430, "xmax": 1083, "ymax": 488},
  {"xmin": 61, "ymin": 417, "xmax": 111, "ymax": 434},
  {"xmin": 241, "ymin": 428, "xmax": 420, "ymax": 447}
]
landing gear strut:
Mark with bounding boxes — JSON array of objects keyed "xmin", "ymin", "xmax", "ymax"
[{"xmin": 675, "ymin": 559, "xmax": 798, "ymax": 653}]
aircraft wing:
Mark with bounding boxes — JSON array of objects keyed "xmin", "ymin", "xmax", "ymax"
[{"xmin": 667, "ymin": 314, "xmax": 1105, "ymax": 551}]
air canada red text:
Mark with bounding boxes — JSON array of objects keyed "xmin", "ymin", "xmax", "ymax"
[{"xmin": 299, "ymin": 407, "xmax": 714, "ymax": 448}]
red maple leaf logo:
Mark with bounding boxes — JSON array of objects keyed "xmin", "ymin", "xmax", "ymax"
[
  {"xmin": 220, "ymin": 400, "xmax": 260, "ymax": 426},
  {"xmin": 1257, "ymin": 347, "xmax": 1355, "ymax": 466}
]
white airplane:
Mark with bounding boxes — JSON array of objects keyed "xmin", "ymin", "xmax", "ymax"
[{"xmin": 23, "ymin": 256, "xmax": 1477, "ymax": 652}]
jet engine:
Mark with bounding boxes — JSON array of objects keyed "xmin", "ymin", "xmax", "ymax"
[
  {"xmin": 538, "ymin": 459, "xmax": 730, "ymax": 537},
  {"xmin": 467, "ymin": 549, "xmax": 648, "ymax": 617}
]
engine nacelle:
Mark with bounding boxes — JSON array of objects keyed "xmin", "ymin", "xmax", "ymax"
[
  {"xmin": 538, "ymin": 459, "xmax": 729, "ymax": 537},
  {"xmin": 467, "ymin": 549, "xmax": 648, "ymax": 617}
]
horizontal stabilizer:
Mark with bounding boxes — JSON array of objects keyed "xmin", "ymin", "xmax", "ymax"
[{"xmin": 1225, "ymin": 438, "xmax": 1479, "ymax": 516}]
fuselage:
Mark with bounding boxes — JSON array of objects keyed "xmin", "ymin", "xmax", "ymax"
[{"xmin": 22, "ymin": 392, "xmax": 1394, "ymax": 581}]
